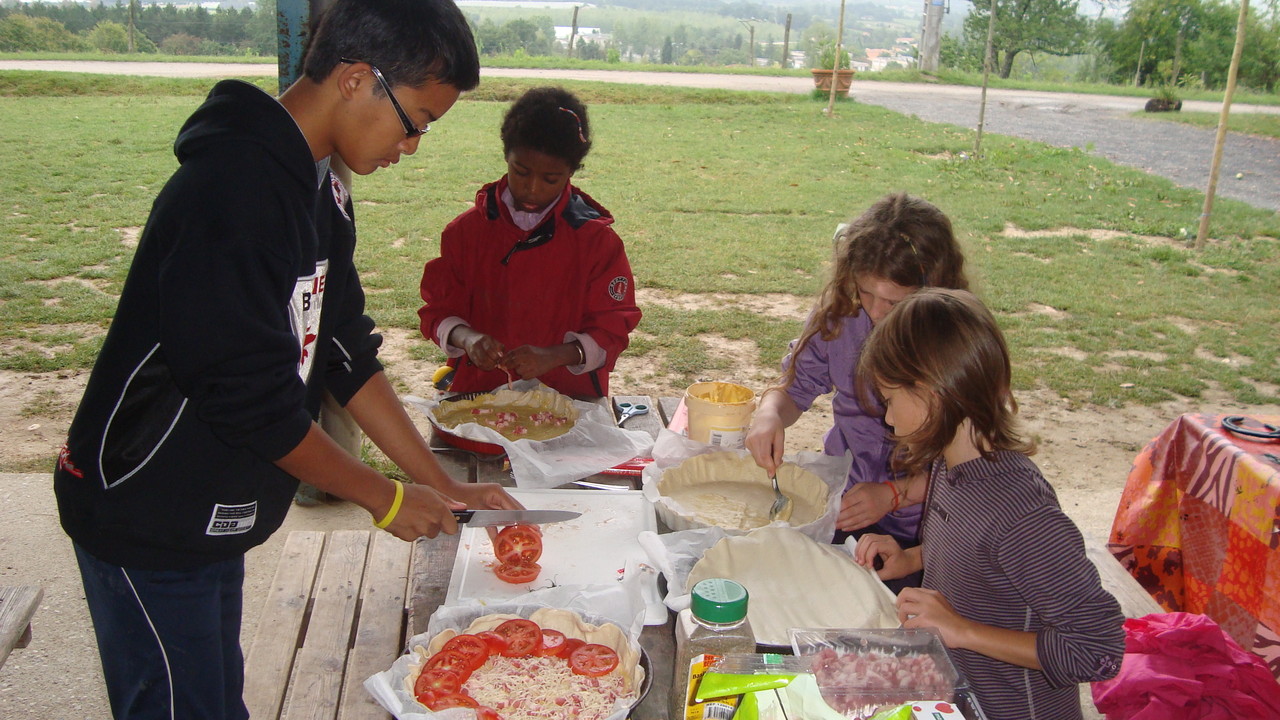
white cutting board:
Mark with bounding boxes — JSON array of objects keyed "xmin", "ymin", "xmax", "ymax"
[{"xmin": 445, "ymin": 488, "xmax": 665, "ymax": 624}]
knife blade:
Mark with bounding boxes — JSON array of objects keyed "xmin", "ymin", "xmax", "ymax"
[{"xmin": 451, "ymin": 509, "xmax": 580, "ymax": 527}]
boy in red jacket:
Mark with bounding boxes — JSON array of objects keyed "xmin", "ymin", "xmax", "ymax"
[{"xmin": 420, "ymin": 87, "xmax": 641, "ymax": 398}]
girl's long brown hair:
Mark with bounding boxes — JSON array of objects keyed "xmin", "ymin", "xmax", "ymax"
[
  {"xmin": 858, "ymin": 288, "xmax": 1035, "ymax": 475},
  {"xmin": 772, "ymin": 193, "xmax": 969, "ymax": 395}
]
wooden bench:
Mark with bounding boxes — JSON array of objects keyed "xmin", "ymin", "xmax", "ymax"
[
  {"xmin": 0, "ymin": 585, "xmax": 43, "ymax": 670},
  {"xmin": 244, "ymin": 530, "xmax": 411, "ymax": 720}
]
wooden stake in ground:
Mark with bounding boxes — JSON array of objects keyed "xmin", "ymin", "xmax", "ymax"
[
  {"xmin": 975, "ymin": 0, "xmax": 997, "ymax": 157},
  {"xmin": 1196, "ymin": 0, "xmax": 1249, "ymax": 250},
  {"xmin": 826, "ymin": 0, "xmax": 848, "ymax": 116}
]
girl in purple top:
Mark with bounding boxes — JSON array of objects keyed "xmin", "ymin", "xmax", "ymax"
[
  {"xmin": 854, "ymin": 289, "xmax": 1123, "ymax": 719},
  {"xmin": 746, "ymin": 193, "xmax": 968, "ymax": 557}
]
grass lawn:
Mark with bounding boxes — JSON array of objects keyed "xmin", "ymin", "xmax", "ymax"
[
  {"xmin": 2, "ymin": 73, "xmax": 1278, "ymax": 408},
  {"xmin": 1133, "ymin": 109, "xmax": 1280, "ymax": 140}
]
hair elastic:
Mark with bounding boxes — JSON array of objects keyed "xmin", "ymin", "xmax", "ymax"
[{"xmin": 558, "ymin": 107, "xmax": 588, "ymax": 143}]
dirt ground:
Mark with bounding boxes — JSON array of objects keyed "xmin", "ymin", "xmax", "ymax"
[{"xmin": 2, "ymin": 290, "xmax": 1279, "ymax": 718}]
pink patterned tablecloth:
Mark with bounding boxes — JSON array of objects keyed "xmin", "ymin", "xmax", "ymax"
[{"xmin": 1109, "ymin": 413, "xmax": 1280, "ymax": 678}]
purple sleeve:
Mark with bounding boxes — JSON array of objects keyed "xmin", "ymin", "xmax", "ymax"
[{"xmin": 782, "ymin": 334, "xmax": 834, "ymax": 412}]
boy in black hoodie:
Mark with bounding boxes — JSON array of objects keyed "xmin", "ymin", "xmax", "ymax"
[{"xmin": 52, "ymin": 1, "xmax": 519, "ymax": 717}]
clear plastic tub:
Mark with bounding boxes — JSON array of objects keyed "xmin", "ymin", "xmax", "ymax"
[{"xmin": 789, "ymin": 628, "xmax": 962, "ymax": 720}]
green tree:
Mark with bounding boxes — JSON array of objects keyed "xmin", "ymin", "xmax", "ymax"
[
  {"xmin": 962, "ymin": 0, "xmax": 1090, "ymax": 78},
  {"xmin": 661, "ymin": 35, "xmax": 674, "ymax": 64},
  {"xmin": 0, "ymin": 14, "xmax": 88, "ymax": 51},
  {"xmin": 86, "ymin": 20, "xmax": 132, "ymax": 53}
]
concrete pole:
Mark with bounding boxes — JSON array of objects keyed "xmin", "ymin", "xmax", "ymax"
[{"xmin": 920, "ymin": 0, "xmax": 945, "ymax": 72}]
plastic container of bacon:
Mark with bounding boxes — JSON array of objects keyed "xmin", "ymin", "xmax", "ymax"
[{"xmin": 788, "ymin": 628, "xmax": 988, "ymax": 720}]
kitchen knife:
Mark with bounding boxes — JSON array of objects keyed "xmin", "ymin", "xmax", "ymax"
[{"xmin": 451, "ymin": 509, "xmax": 580, "ymax": 527}]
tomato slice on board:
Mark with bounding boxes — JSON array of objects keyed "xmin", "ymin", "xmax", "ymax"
[
  {"xmin": 427, "ymin": 692, "xmax": 479, "ymax": 710},
  {"xmin": 569, "ymin": 643, "xmax": 620, "ymax": 677},
  {"xmin": 493, "ymin": 618, "xmax": 542, "ymax": 657},
  {"xmin": 414, "ymin": 667, "xmax": 464, "ymax": 698},
  {"xmin": 494, "ymin": 561, "xmax": 541, "ymax": 584},
  {"xmin": 558, "ymin": 637, "xmax": 586, "ymax": 659},
  {"xmin": 476, "ymin": 630, "xmax": 508, "ymax": 655},
  {"xmin": 537, "ymin": 628, "xmax": 568, "ymax": 657},
  {"xmin": 440, "ymin": 634, "xmax": 491, "ymax": 669},
  {"xmin": 494, "ymin": 524, "xmax": 543, "ymax": 566}
]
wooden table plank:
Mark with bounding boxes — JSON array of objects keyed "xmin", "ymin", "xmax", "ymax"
[
  {"xmin": 339, "ymin": 532, "xmax": 410, "ymax": 720},
  {"xmin": 0, "ymin": 585, "xmax": 43, "ymax": 669},
  {"xmin": 657, "ymin": 396, "xmax": 682, "ymax": 429},
  {"xmin": 1087, "ymin": 543, "xmax": 1163, "ymax": 619},
  {"xmin": 282, "ymin": 530, "xmax": 369, "ymax": 720},
  {"xmin": 245, "ymin": 531, "xmax": 325, "ymax": 719}
]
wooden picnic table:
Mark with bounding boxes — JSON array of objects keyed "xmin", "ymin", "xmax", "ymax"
[
  {"xmin": 244, "ymin": 394, "xmax": 675, "ymax": 720},
  {"xmin": 0, "ymin": 585, "xmax": 43, "ymax": 671}
]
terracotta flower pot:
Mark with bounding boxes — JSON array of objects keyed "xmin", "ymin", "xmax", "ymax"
[{"xmin": 811, "ymin": 69, "xmax": 856, "ymax": 96}]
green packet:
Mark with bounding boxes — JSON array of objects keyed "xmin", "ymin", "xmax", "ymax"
[{"xmin": 694, "ymin": 652, "xmax": 803, "ymax": 701}]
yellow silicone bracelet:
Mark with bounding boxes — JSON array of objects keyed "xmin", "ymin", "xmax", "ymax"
[{"xmin": 373, "ymin": 480, "xmax": 404, "ymax": 529}]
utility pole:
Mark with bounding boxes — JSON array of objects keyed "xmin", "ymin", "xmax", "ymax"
[{"xmin": 920, "ymin": 0, "xmax": 945, "ymax": 72}]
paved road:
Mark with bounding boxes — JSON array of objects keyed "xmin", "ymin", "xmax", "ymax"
[{"xmin": 4, "ymin": 60, "xmax": 1277, "ymax": 211}]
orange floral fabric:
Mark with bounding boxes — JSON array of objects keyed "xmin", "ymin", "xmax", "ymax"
[{"xmin": 1109, "ymin": 413, "xmax": 1280, "ymax": 679}]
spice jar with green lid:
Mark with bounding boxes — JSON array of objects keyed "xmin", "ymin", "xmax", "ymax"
[{"xmin": 671, "ymin": 578, "xmax": 755, "ymax": 720}]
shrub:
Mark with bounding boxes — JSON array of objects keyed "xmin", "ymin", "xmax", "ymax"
[{"xmin": 0, "ymin": 14, "xmax": 89, "ymax": 52}]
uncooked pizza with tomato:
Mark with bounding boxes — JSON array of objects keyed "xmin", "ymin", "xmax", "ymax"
[{"xmin": 407, "ymin": 611, "xmax": 642, "ymax": 719}]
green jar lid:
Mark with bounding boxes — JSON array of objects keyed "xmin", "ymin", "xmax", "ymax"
[{"xmin": 690, "ymin": 578, "xmax": 749, "ymax": 623}]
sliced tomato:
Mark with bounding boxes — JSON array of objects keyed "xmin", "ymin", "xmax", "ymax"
[
  {"xmin": 494, "ymin": 561, "xmax": 541, "ymax": 584},
  {"xmin": 427, "ymin": 692, "xmax": 479, "ymax": 711},
  {"xmin": 536, "ymin": 628, "xmax": 568, "ymax": 657},
  {"xmin": 494, "ymin": 524, "xmax": 543, "ymax": 566},
  {"xmin": 493, "ymin": 618, "xmax": 542, "ymax": 657},
  {"xmin": 413, "ymin": 688, "xmax": 438, "ymax": 708},
  {"xmin": 476, "ymin": 630, "xmax": 508, "ymax": 655},
  {"xmin": 440, "ymin": 634, "xmax": 491, "ymax": 670},
  {"xmin": 568, "ymin": 643, "xmax": 620, "ymax": 677},
  {"xmin": 424, "ymin": 649, "xmax": 476, "ymax": 679},
  {"xmin": 414, "ymin": 667, "xmax": 464, "ymax": 697},
  {"xmin": 475, "ymin": 707, "xmax": 502, "ymax": 720},
  {"xmin": 558, "ymin": 637, "xmax": 586, "ymax": 659}
]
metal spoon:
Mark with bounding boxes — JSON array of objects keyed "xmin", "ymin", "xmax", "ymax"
[{"xmin": 768, "ymin": 470, "xmax": 793, "ymax": 522}]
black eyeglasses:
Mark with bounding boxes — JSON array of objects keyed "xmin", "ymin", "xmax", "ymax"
[{"xmin": 339, "ymin": 58, "xmax": 430, "ymax": 139}]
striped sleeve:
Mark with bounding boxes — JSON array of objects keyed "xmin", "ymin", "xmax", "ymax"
[{"xmin": 997, "ymin": 506, "xmax": 1126, "ymax": 687}]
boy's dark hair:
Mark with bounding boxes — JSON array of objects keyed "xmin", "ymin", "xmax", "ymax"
[
  {"xmin": 501, "ymin": 87, "xmax": 592, "ymax": 171},
  {"xmin": 303, "ymin": 0, "xmax": 480, "ymax": 92},
  {"xmin": 858, "ymin": 288, "xmax": 1035, "ymax": 474}
]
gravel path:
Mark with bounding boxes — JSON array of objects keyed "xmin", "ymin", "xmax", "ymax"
[{"xmin": 4, "ymin": 60, "xmax": 1277, "ymax": 212}]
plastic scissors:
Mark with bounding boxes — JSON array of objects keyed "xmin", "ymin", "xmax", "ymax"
[{"xmin": 616, "ymin": 401, "xmax": 649, "ymax": 426}]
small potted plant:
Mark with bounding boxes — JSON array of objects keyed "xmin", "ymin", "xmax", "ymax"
[
  {"xmin": 811, "ymin": 41, "xmax": 855, "ymax": 95},
  {"xmin": 1144, "ymin": 83, "xmax": 1182, "ymax": 112}
]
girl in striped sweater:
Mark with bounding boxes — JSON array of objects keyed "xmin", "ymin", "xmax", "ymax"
[{"xmin": 853, "ymin": 288, "xmax": 1124, "ymax": 720}]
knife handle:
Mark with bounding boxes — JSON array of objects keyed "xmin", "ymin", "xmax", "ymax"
[{"xmin": 451, "ymin": 509, "xmax": 475, "ymax": 523}]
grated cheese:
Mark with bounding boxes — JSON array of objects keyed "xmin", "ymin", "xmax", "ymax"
[{"xmin": 463, "ymin": 655, "xmax": 631, "ymax": 719}]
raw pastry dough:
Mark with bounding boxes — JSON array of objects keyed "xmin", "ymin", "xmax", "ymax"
[
  {"xmin": 658, "ymin": 452, "xmax": 828, "ymax": 530},
  {"xmin": 686, "ymin": 526, "xmax": 900, "ymax": 646}
]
